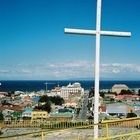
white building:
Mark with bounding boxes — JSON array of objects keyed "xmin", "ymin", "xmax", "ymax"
[
  {"xmin": 112, "ymin": 84, "xmax": 128, "ymax": 94},
  {"xmin": 58, "ymin": 82, "xmax": 84, "ymax": 100},
  {"xmin": 46, "ymin": 82, "xmax": 84, "ymax": 100}
]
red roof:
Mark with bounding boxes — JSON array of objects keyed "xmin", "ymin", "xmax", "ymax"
[
  {"xmin": 20, "ymin": 104, "xmax": 28, "ymax": 107},
  {"xmin": 0, "ymin": 92, "xmax": 8, "ymax": 95},
  {"xmin": 115, "ymin": 95, "xmax": 139, "ymax": 99},
  {"xmin": 99, "ymin": 106, "xmax": 106, "ymax": 112},
  {"xmin": 0, "ymin": 106, "xmax": 23, "ymax": 111},
  {"xmin": 22, "ymin": 96, "xmax": 31, "ymax": 101}
]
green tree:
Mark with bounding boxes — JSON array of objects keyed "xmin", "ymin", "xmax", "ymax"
[
  {"xmin": 49, "ymin": 96, "xmax": 64, "ymax": 105},
  {"xmin": 99, "ymin": 92, "xmax": 105, "ymax": 98},
  {"xmin": 39, "ymin": 95, "xmax": 49, "ymax": 102},
  {"xmin": 110, "ymin": 98, "xmax": 115, "ymax": 102},
  {"xmin": 39, "ymin": 95, "xmax": 64, "ymax": 105},
  {"xmin": 138, "ymin": 89, "xmax": 140, "ymax": 96},
  {"xmin": 127, "ymin": 112, "xmax": 137, "ymax": 118},
  {"xmin": 38, "ymin": 95, "xmax": 64, "ymax": 112},
  {"xmin": 35, "ymin": 102, "xmax": 51, "ymax": 113},
  {"xmin": 88, "ymin": 87, "xmax": 94, "ymax": 98},
  {"xmin": 120, "ymin": 89, "xmax": 133, "ymax": 95},
  {"xmin": 0, "ymin": 112, "xmax": 4, "ymax": 121},
  {"xmin": 22, "ymin": 116, "xmax": 31, "ymax": 120}
]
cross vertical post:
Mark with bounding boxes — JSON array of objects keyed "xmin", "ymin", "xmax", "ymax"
[
  {"xmin": 64, "ymin": 0, "xmax": 131, "ymax": 139},
  {"xmin": 94, "ymin": 0, "xmax": 101, "ymax": 138}
]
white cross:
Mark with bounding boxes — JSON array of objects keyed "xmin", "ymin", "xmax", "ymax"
[{"xmin": 64, "ymin": 0, "xmax": 131, "ymax": 139}]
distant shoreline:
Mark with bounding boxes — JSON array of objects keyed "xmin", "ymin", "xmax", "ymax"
[
  {"xmin": 0, "ymin": 80, "xmax": 140, "ymax": 92},
  {"xmin": 0, "ymin": 79, "xmax": 140, "ymax": 81}
]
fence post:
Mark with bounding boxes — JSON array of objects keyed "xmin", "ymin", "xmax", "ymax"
[
  {"xmin": 106, "ymin": 123, "xmax": 109, "ymax": 139},
  {"xmin": 41, "ymin": 131, "xmax": 44, "ymax": 140},
  {"xmin": 132, "ymin": 128, "xmax": 134, "ymax": 140},
  {"xmin": 77, "ymin": 131, "xmax": 80, "ymax": 140},
  {"xmin": 77, "ymin": 134, "xmax": 80, "ymax": 140}
]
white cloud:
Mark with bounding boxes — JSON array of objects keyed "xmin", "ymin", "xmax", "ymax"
[
  {"xmin": 0, "ymin": 61, "xmax": 140, "ymax": 79},
  {"xmin": 0, "ymin": 69, "xmax": 10, "ymax": 73},
  {"xmin": 101, "ymin": 63, "xmax": 140, "ymax": 74},
  {"xmin": 112, "ymin": 68, "xmax": 120, "ymax": 74},
  {"xmin": 20, "ymin": 69, "xmax": 32, "ymax": 74}
]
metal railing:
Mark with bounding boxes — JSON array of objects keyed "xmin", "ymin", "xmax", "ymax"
[{"xmin": 0, "ymin": 117, "xmax": 140, "ymax": 139}]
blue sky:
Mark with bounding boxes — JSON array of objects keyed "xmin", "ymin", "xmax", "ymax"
[{"xmin": 0, "ymin": 0, "xmax": 140, "ymax": 80}]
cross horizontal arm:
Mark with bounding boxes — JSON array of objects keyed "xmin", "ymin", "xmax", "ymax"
[
  {"xmin": 101, "ymin": 31, "xmax": 131, "ymax": 37},
  {"xmin": 65, "ymin": 28, "xmax": 96, "ymax": 35},
  {"xmin": 64, "ymin": 28, "xmax": 131, "ymax": 37}
]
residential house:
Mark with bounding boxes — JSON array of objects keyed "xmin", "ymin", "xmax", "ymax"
[
  {"xmin": 64, "ymin": 100, "xmax": 78, "ymax": 108},
  {"xmin": 49, "ymin": 112, "xmax": 73, "ymax": 121},
  {"xmin": 22, "ymin": 107, "xmax": 33, "ymax": 119},
  {"xmin": 31, "ymin": 110, "xmax": 48, "ymax": 122}
]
